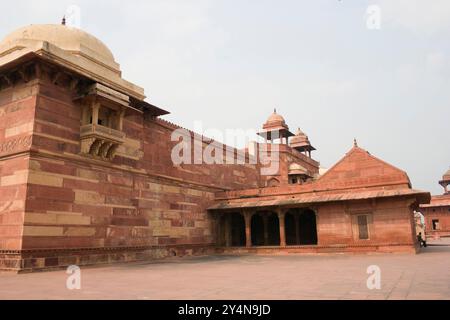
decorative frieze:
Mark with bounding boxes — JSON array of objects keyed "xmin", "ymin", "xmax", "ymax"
[{"xmin": 0, "ymin": 135, "xmax": 32, "ymax": 157}]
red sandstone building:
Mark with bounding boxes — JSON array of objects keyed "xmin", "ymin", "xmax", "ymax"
[
  {"xmin": 420, "ymin": 169, "xmax": 450, "ymax": 238},
  {"xmin": 0, "ymin": 24, "xmax": 431, "ymax": 272}
]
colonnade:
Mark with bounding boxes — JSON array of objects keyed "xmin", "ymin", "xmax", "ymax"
[{"xmin": 216, "ymin": 207, "xmax": 318, "ymax": 247}]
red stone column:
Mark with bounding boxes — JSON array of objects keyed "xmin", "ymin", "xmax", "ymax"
[
  {"xmin": 294, "ymin": 214, "xmax": 300, "ymax": 245},
  {"xmin": 278, "ymin": 209, "xmax": 286, "ymax": 247},
  {"xmin": 118, "ymin": 108, "xmax": 126, "ymax": 130},
  {"xmin": 216, "ymin": 213, "xmax": 223, "ymax": 246},
  {"xmin": 81, "ymin": 105, "xmax": 90, "ymax": 125},
  {"xmin": 263, "ymin": 215, "xmax": 269, "ymax": 245},
  {"xmin": 244, "ymin": 211, "xmax": 252, "ymax": 247},
  {"xmin": 224, "ymin": 214, "xmax": 232, "ymax": 247},
  {"xmin": 91, "ymin": 102, "xmax": 100, "ymax": 125}
]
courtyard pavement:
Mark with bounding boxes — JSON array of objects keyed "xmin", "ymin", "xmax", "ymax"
[{"xmin": 1, "ymin": 239, "xmax": 449, "ymax": 300}]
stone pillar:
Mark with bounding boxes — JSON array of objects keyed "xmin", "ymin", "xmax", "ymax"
[
  {"xmin": 263, "ymin": 215, "xmax": 269, "ymax": 245},
  {"xmin": 224, "ymin": 215, "xmax": 232, "ymax": 247},
  {"xmin": 277, "ymin": 208, "xmax": 286, "ymax": 247},
  {"xmin": 92, "ymin": 102, "xmax": 100, "ymax": 126},
  {"xmin": 216, "ymin": 213, "xmax": 222, "ymax": 246},
  {"xmin": 294, "ymin": 214, "xmax": 300, "ymax": 245},
  {"xmin": 118, "ymin": 108, "xmax": 125, "ymax": 131},
  {"xmin": 244, "ymin": 211, "xmax": 252, "ymax": 247},
  {"xmin": 82, "ymin": 105, "xmax": 90, "ymax": 125}
]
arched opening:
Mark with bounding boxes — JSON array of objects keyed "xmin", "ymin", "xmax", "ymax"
[
  {"xmin": 298, "ymin": 209, "xmax": 318, "ymax": 245},
  {"xmin": 267, "ymin": 178, "xmax": 280, "ymax": 187},
  {"xmin": 251, "ymin": 214, "xmax": 264, "ymax": 246},
  {"xmin": 230, "ymin": 212, "xmax": 246, "ymax": 247},
  {"xmin": 251, "ymin": 212, "xmax": 280, "ymax": 246},
  {"xmin": 285, "ymin": 212, "xmax": 297, "ymax": 245},
  {"xmin": 267, "ymin": 212, "xmax": 280, "ymax": 245}
]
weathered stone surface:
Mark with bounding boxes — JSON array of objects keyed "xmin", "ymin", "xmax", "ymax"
[
  {"xmin": 23, "ymin": 226, "xmax": 64, "ymax": 237},
  {"xmin": 0, "ymin": 24, "xmax": 431, "ymax": 273},
  {"xmin": 28, "ymin": 172, "xmax": 64, "ymax": 187}
]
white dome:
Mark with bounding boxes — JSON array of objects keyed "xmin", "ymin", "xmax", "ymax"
[{"xmin": 1, "ymin": 24, "xmax": 117, "ymax": 70}]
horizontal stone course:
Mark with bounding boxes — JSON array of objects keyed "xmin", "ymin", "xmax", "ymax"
[
  {"xmin": 23, "ymin": 226, "xmax": 64, "ymax": 237},
  {"xmin": 0, "ymin": 40, "xmax": 429, "ymax": 274}
]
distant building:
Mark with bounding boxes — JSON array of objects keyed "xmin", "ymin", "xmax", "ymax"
[
  {"xmin": 0, "ymin": 23, "xmax": 430, "ymax": 272},
  {"xmin": 414, "ymin": 211, "xmax": 426, "ymax": 241},
  {"xmin": 420, "ymin": 169, "xmax": 450, "ymax": 238}
]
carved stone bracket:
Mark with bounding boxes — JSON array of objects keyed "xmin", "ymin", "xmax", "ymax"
[{"xmin": 80, "ymin": 127, "xmax": 124, "ymax": 161}]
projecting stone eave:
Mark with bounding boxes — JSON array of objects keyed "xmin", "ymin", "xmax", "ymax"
[
  {"xmin": 0, "ymin": 52, "xmax": 169, "ymax": 117},
  {"xmin": 420, "ymin": 193, "xmax": 450, "ymax": 208},
  {"xmin": 209, "ymin": 188, "xmax": 431, "ymax": 211},
  {"xmin": 0, "ymin": 39, "xmax": 146, "ymax": 101}
]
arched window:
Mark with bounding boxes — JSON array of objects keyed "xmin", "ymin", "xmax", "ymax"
[{"xmin": 267, "ymin": 178, "xmax": 280, "ymax": 187}]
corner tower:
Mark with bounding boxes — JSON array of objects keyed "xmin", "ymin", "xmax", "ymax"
[
  {"xmin": 256, "ymin": 109, "xmax": 320, "ymax": 187},
  {"xmin": 0, "ymin": 23, "xmax": 168, "ymax": 271}
]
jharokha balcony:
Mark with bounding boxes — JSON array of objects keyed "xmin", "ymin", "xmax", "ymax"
[{"xmin": 80, "ymin": 124, "xmax": 125, "ymax": 160}]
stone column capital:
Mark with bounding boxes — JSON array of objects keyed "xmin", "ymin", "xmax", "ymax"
[
  {"xmin": 276, "ymin": 207, "xmax": 287, "ymax": 219},
  {"xmin": 242, "ymin": 209, "xmax": 253, "ymax": 221}
]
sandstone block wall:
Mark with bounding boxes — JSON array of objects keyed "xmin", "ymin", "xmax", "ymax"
[
  {"xmin": 422, "ymin": 205, "xmax": 450, "ymax": 237},
  {"xmin": 317, "ymin": 198, "xmax": 417, "ymax": 249},
  {"xmin": 0, "ymin": 68, "xmax": 262, "ymax": 271},
  {"xmin": 0, "ymin": 81, "xmax": 37, "ymax": 255}
]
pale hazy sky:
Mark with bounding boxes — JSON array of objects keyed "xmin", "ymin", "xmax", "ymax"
[{"xmin": 1, "ymin": 0, "xmax": 449, "ymax": 194}]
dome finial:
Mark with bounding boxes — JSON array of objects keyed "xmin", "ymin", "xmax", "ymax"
[
  {"xmin": 353, "ymin": 138, "xmax": 358, "ymax": 147},
  {"xmin": 61, "ymin": 15, "xmax": 66, "ymax": 26},
  {"xmin": 274, "ymin": 108, "xmax": 277, "ymax": 114}
]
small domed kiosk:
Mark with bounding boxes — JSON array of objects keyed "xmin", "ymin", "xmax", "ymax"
[
  {"xmin": 257, "ymin": 109, "xmax": 293, "ymax": 144},
  {"xmin": 290, "ymin": 128, "xmax": 316, "ymax": 158}
]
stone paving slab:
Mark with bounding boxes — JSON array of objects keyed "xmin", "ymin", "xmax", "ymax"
[{"xmin": 0, "ymin": 240, "xmax": 449, "ymax": 300}]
